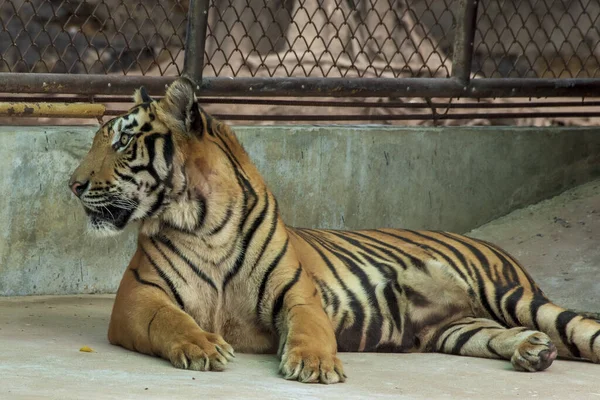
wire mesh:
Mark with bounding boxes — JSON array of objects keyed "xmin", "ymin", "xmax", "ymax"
[
  {"xmin": 0, "ymin": 0, "xmax": 187, "ymax": 75},
  {"xmin": 474, "ymin": 0, "xmax": 600, "ymax": 78},
  {"xmin": 1, "ymin": 0, "xmax": 600, "ymax": 127},
  {"xmin": 203, "ymin": 0, "xmax": 456, "ymax": 78}
]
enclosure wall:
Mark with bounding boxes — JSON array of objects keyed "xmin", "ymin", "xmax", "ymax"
[{"xmin": 1, "ymin": 125, "xmax": 599, "ymax": 296}]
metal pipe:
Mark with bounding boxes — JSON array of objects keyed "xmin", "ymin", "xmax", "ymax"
[
  {"xmin": 451, "ymin": 0, "xmax": 479, "ymax": 84},
  {"xmin": 2, "ymin": 73, "xmax": 600, "ymax": 98},
  {"xmin": 467, "ymin": 78, "xmax": 600, "ymax": 97},
  {"xmin": 0, "ymin": 102, "xmax": 105, "ymax": 118},
  {"xmin": 173, "ymin": 111, "xmax": 600, "ymax": 122},
  {"xmin": 0, "ymin": 73, "xmax": 175, "ymax": 96},
  {"xmin": 183, "ymin": 0, "xmax": 210, "ymax": 82},
  {"xmin": 0, "ymin": 73, "xmax": 465, "ymax": 97}
]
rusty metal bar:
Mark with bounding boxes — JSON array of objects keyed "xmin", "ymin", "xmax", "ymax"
[
  {"xmin": 0, "ymin": 73, "xmax": 175, "ymax": 96},
  {"xmin": 467, "ymin": 78, "xmax": 600, "ymax": 97},
  {"xmin": 183, "ymin": 0, "xmax": 210, "ymax": 81},
  {"xmin": 0, "ymin": 102, "xmax": 105, "ymax": 118},
  {"xmin": 168, "ymin": 111, "xmax": 600, "ymax": 122},
  {"xmin": 451, "ymin": 0, "xmax": 479, "ymax": 84},
  {"xmin": 0, "ymin": 73, "xmax": 465, "ymax": 97},
  {"xmin": 3, "ymin": 73, "xmax": 600, "ymax": 99}
]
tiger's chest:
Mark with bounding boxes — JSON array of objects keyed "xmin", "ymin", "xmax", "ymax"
[{"xmin": 180, "ymin": 283, "xmax": 277, "ymax": 353}]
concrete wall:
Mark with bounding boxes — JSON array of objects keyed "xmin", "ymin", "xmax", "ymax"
[{"xmin": 1, "ymin": 125, "xmax": 599, "ymax": 296}]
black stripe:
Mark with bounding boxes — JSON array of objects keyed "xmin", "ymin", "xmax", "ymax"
[
  {"xmin": 486, "ymin": 336, "xmax": 504, "ymax": 359},
  {"xmin": 556, "ymin": 311, "xmax": 581, "ymax": 358},
  {"xmin": 315, "ymin": 278, "xmax": 340, "ymax": 316},
  {"xmin": 399, "ymin": 230, "xmax": 473, "ymax": 284},
  {"xmin": 382, "ymin": 283, "xmax": 402, "ymax": 339},
  {"xmin": 146, "ymin": 189, "xmax": 165, "ymax": 217},
  {"xmin": 295, "ymin": 229, "xmax": 364, "ymax": 351},
  {"xmin": 207, "ymin": 202, "xmax": 233, "ymax": 236},
  {"xmin": 114, "ymin": 169, "xmax": 136, "ymax": 183},
  {"xmin": 502, "ymin": 286, "xmax": 524, "ymax": 326},
  {"xmin": 156, "ymin": 235, "xmax": 217, "ymax": 291},
  {"xmin": 335, "ymin": 312, "xmax": 348, "ymax": 339},
  {"xmin": 141, "ymin": 246, "xmax": 184, "ymax": 309},
  {"xmin": 529, "ymin": 294, "xmax": 550, "ymax": 330},
  {"xmin": 271, "ymin": 265, "xmax": 303, "ymax": 329},
  {"xmin": 451, "ymin": 327, "xmax": 486, "ymax": 355},
  {"xmin": 304, "ymin": 231, "xmax": 383, "ymax": 351},
  {"xmin": 150, "ymin": 238, "xmax": 188, "ymax": 284},
  {"xmin": 130, "ymin": 268, "xmax": 167, "ymax": 295},
  {"xmin": 344, "ymin": 231, "xmax": 409, "ymax": 270},
  {"xmin": 256, "ymin": 240, "xmax": 289, "ymax": 318},
  {"xmin": 438, "ymin": 325, "xmax": 466, "ymax": 351},
  {"xmin": 249, "ymin": 198, "xmax": 279, "ymax": 275},
  {"xmin": 326, "ymin": 231, "xmax": 402, "ymax": 284},
  {"xmin": 195, "ymin": 197, "xmax": 207, "ymax": 230},
  {"xmin": 129, "ymin": 133, "xmax": 164, "ymax": 190},
  {"xmin": 213, "ymin": 140, "xmax": 257, "ymax": 229},
  {"xmin": 489, "ymin": 245, "xmax": 519, "ymax": 285},
  {"xmin": 437, "ymin": 233, "xmax": 503, "ymax": 323},
  {"xmin": 486, "ymin": 332, "xmax": 504, "ymax": 358},
  {"xmin": 140, "ymin": 122, "xmax": 153, "ymax": 132},
  {"xmin": 368, "ymin": 230, "xmax": 430, "ymax": 273},
  {"xmin": 315, "ymin": 279, "xmax": 330, "ymax": 308},
  {"xmin": 474, "ymin": 237, "xmax": 539, "ymax": 291},
  {"xmin": 128, "ymin": 140, "xmax": 139, "ymax": 161},
  {"xmin": 223, "ymin": 189, "xmax": 270, "ymax": 289},
  {"xmin": 589, "ymin": 329, "xmax": 600, "ymax": 353},
  {"xmin": 162, "ymin": 133, "xmax": 174, "ymax": 166}
]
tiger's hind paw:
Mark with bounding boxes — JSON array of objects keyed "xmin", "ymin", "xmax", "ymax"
[{"xmin": 511, "ymin": 332, "xmax": 557, "ymax": 372}]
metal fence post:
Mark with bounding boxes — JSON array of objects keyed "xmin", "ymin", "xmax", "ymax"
[
  {"xmin": 451, "ymin": 0, "xmax": 479, "ymax": 86},
  {"xmin": 183, "ymin": 0, "xmax": 210, "ymax": 83}
]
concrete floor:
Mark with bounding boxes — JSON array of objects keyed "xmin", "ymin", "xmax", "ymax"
[
  {"xmin": 1, "ymin": 179, "xmax": 599, "ymax": 399},
  {"xmin": 2, "ymin": 296, "xmax": 600, "ymax": 400}
]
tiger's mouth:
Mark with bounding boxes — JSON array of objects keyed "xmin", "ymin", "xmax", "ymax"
[{"xmin": 83, "ymin": 204, "xmax": 135, "ymax": 234}]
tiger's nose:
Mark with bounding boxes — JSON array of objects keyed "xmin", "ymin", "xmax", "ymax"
[{"xmin": 69, "ymin": 180, "xmax": 89, "ymax": 197}]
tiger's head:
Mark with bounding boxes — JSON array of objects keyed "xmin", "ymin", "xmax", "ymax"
[{"xmin": 68, "ymin": 78, "xmax": 210, "ymax": 236}]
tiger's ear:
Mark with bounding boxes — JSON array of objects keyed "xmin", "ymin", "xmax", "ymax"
[
  {"xmin": 159, "ymin": 77, "xmax": 199, "ymax": 134},
  {"xmin": 133, "ymin": 86, "xmax": 153, "ymax": 105}
]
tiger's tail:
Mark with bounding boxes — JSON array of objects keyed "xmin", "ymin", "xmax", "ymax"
[{"xmin": 503, "ymin": 288, "xmax": 600, "ymax": 362}]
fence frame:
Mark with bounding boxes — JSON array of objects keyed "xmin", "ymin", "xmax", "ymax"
[{"xmin": 1, "ymin": 0, "xmax": 600, "ymax": 99}]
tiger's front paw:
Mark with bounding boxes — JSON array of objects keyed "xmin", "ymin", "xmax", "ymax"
[
  {"xmin": 280, "ymin": 346, "xmax": 345, "ymax": 384},
  {"xmin": 168, "ymin": 332, "xmax": 235, "ymax": 372}
]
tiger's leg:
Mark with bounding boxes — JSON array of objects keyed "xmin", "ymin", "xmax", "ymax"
[
  {"xmin": 432, "ymin": 317, "xmax": 558, "ymax": 372},
  {"xmin": 267, "ymin": 265, "xmax": 345, "ymax": 384},
  {"xmin": 498, "ymin": 289, "xmax": 600, "ymax": 363},
  {"xmin": 108, "ymin": 263, "xmax": 234, "ymax": 371}
]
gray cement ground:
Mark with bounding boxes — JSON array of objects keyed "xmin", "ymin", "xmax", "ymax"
[
  {"xmin": 1, "ymin": 179, "xmax": 599, "ymax": 399},
  {"xmin": 468, "ymin": 178, "xmax": 600, "ymax": 312},
  {"xmin": 1, "ymin": 295, "xmax": 600, "ymax": 400}
]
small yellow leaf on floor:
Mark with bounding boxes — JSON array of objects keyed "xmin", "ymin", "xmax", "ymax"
[{"xmin": 79, "ymin": 346, "xmax": 94, "ymax": 353}]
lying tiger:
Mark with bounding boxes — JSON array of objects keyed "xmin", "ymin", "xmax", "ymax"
[{"xmin": 68, "ymin": 78, "xmax": 600, "ymax": 384}]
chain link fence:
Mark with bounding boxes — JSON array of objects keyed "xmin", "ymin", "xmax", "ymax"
[{"xmin": 1, "ymin": 0, "xmax": 599, "ymax": 125}]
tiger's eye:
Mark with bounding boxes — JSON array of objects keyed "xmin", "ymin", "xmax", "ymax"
[{"xmin": 120, "ymin": 134, "xmax": 130, "ymax": 146}]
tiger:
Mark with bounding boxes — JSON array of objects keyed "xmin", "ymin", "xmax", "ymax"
[{"xmin": 68, "ymin": 77, "xmax": 600, "ymax": 384}]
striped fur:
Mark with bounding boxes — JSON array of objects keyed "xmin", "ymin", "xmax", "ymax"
[{"xmin": 69, "ymin": 78, "xmax": 600, "ymax": 383}]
